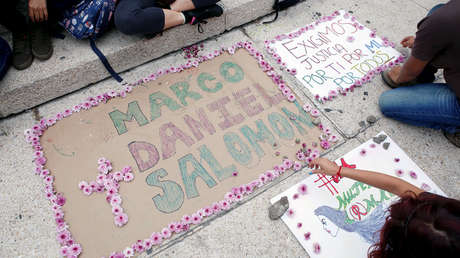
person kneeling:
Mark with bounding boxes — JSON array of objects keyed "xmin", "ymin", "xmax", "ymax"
[{"xmin": 379, "ymin": 1, "xmax": 460, "ymax": 148}]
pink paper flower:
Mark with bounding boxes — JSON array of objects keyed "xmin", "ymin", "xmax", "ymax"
[
  {"xmin": 304, "ymin": 232, "xmax": 311, "ymax": 240},
  {"xmin": 110, "ymin": 195, "xmax": 122, "ymax": 206},
  {"xmin": 57, "ymin": 230, "xmax": 70, "ymax": 243},
  {"xmin": 123, "ymin": 172, "xmax": 134, "ymax": 182},
  {"xmin": 293, "ymin": 162, "xmax": 302, "ymax": 171},
  {"xmin": 56, "ymin": 193, "xmax": 66, "ymax": 206},
  {"xmin": 360, "ymin": 149, "xmax": 367, "ymax": 156},
  {"xmin": 296, "ymin": 152, "xmax": 305, "ymax": 160},
  {"xmin": 297, "ymin": 222, "xmax": 302, "ymax": 228},
  {"xmin": 232, "ymin": 171, "xmax": 238, "ymax": 177},
  {"xmin": 123, "ymin": 247, "xmax": 134, "ymax": 257},
  {"xmin": 114, "ymin": 213, "xmax": 128, "ymax": 227},
  {"xmin": 182, "ymin": 215, "xmax": 192, "ymax": 224},
  {"xmin": 203, "ymin": 206, "xmax": 213, "ymax": 216},
  {"xmin": 283, "ymin": 159, "xmax": 293, "ymax": 169},
  {"xmin": 394, "ymin": 158, "xmax": 400, "ymax": 163},
  {"xmin": 78, "ymin": 181, "xmax": 89, "ymax": 191},
  {"xmin": 60, "ymin": 246, "xmax": 70, "ymax": 257},
  {"xmin": 144, "ymin": 238, "xmax": 153, "ymax": 250},
  {"xmin": 421, "ymin": 183, "xmax": 431, "ymax": 191},
  {"xmin": 395, "ymin": 169, "xmax": 404, "ymax": 177},
  {"xmin": 369, "ymin": 143, "xmax": 376, "ymax": 148},
  {"xmin": 151, "ymin": 232, "xmax": 162, "ymax": 245},
  {"xmin": 287, "ymin": 94, "xmax": 296, "ymax": 102},
  {"xmin": 409, "ymin": 171, "xmax": 418, "ymax": 179},
  {"xmin": 370, "ymin": 30, "xmax": 377, "ymax": 38},
  {"xmin": 310, "ymin": 109, "xmax": 320, "ymax": 117},
  {"xmin": 293, "ymin": 193, "xmax": 299, "ymax": 200},
  {"xmin": 83, "ymin": 186, "xmax": 92, "ymax": 195},
  {"xmin": 287, "ymin": 208, "xmax": 295, "ymax": 217},
  {"xmin": 113, "ymin": 171, "xmax": 124, "ymax": 182},
  {"xmin": 298, "ymin": 184, "xmax": 308, "ymax": 195},
  {"xmin": 69, "ymin": 244, "xmax": 82, "ymax": 256},
  {"xmin": 161, "ymin": 227, "xmax": 172, "ymax": 239},
  {"xmin": 191, "ymin": 213, "xmax": 202, "ymax": 225},
  {"xmin": 112, "ymin": 205, "xmax": 123, "ymax": 215},
  {"xmin": 220, "ymin": 200, "xmax": 230, "ymax": 210},
  {"xmin": 313, "ymin": 243, "xmax": 321, "ymax": 253},
  {"xmin": 320, "ymin": 140, "xmax": 331, "ymax": 150}
]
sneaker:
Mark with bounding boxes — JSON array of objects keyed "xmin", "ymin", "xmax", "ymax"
[
  {"xmin": 183, "ymin": 4, "xmax": 224, "ymax": 25},
  {"xmin": 443, "ymin": 130, "xmax": 460, "ymax": 148},
  {"xmin": 30, "ymin": 22, "xmax": 53, "ymax": 60},
  {"xmin": 12, "ymin": 30, "xmax": 33, "ymax": 70}
]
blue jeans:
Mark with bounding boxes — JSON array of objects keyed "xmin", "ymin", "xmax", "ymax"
[{"xmin": 379, "ymin": 83, "xmax": 460, "ymax": 133}]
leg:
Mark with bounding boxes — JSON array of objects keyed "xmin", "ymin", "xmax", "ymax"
[
  {"xmin": 427, "ymin": 4, "xmax": 445, "ymax": 16},
  {"xmin": 0, "ymin": 0, "xmax": 28, "ymax": 33},
  {"xmin": 379, "ymin": 83, "xmax": 460, "ymax": 133},
  {"xmin": 171, "ymin": 0, "xmax": 220, "ymax": 11},
  {"xmin": 115, "ymin": 0, "xmax": 180, "ymax": 35}
]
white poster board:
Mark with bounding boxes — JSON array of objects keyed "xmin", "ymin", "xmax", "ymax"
[
  {"xmin": 266, "ymin": 10, "xmax": 403, "ymax": 100},
  {"xmin": 270, "ymin": 132, "xmax": 445, "ymax": 258}
]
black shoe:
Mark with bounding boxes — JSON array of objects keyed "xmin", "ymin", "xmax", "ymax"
[
  {"xmin": 183, "ymin": 4, "xmax": 223, "ymax": 25},
  {"xmin": 443, "ymin": 130, "xmax": 460, "ymax": 148},
  {"xmin": 12, "ymin": 30, "xmax": 33, "ymax": 70},
  {"xmin": 30, "ymin": 22, "xmax": 53, "ymax": 60}
]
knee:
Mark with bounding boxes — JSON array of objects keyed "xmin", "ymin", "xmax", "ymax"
[
  {"xmin": 378, "ymin": 91, "xmax": 394, "ymax": 116},
  {"xmin": 114, "ymin": 9, "xmax": 137, "ymax": 35}
]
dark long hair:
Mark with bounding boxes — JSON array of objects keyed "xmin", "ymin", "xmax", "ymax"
[{"xmin": 369, "ymin": 192, "xmax": 460, "ymax": 258}]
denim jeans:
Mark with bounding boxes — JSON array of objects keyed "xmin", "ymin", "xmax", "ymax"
[
  {"xmin": 379, "ymin": 3, "xmax": 460, "ymax": 134},
  {"xmin": 379, "ymin": 84, "xmax": 460, "ymax": 133}
]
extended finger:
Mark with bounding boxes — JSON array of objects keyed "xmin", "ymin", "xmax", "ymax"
[
  {"xmin": 34, "ymin": 9, "xmax": 41, "ymax": 23},
  {"xmin": 29, "ymin": 8, "xmax": 35, "ymax": 22},
  {"xmin": 43, "ymin": 8, "xmax": 48, "ymax": 21},
  {"xmin": 38, "ymin": 9, "xmax": 44, "ymax": 22},
  {"xmin": 312, "ymin": 169, "xmax": 323, "ymax": 174}
]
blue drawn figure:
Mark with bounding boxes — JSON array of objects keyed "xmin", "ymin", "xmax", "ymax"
[{"xmin": 314, "ymin": 203, "xmax": 387, "ymax": 244}]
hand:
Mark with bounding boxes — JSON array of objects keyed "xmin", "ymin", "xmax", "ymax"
[
  {"xmin": 308, "ymin": 158, "xmax": 340, "ymax": 176},
  {"xmin": 388, "ymin": 66, "xmax": 402, "ymax": 83},
  {"xmin": 29, "ymin": 0, "xmax": 48, "ymax": 23},
  {"xmin": 401, "ymin": 36, "xmax": 415, "ymax": 48}
]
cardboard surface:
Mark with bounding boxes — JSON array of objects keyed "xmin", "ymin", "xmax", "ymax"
[
  {"xmin": 271, "ymin": 132, "xmax": 445, "ymax": 258},
  {"xmin": 268, "ymin": 10, "xmax": 401, "ymax": 99},
  {"xmin": 42, "ymin": 49, "xmax": 324, "ymax": 257}
]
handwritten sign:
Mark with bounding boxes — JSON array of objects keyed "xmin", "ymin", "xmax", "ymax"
[
  {"xmin": 271, "ymin": 132, "xmax": 445, "ymax": 258},
  {"xmin": 40, "ymin": 48, "xmax": 325, "ymax": 257},
  {"xmin": 266, "ymin": 10, "xmax": 403, "ymax": 100}
]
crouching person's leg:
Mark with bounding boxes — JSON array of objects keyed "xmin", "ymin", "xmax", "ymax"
[{"xmin": 379, "ymin": 83, "xmax": 460, "ymax": 146}]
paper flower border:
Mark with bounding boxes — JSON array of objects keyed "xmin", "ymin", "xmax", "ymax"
[
  {"xmin": 264, "ymin": 10, "xmax": 406, "ymax": 103},
  {"xmin": 24, "ymin": 41, "xmax": 339, "ymax": 257}
]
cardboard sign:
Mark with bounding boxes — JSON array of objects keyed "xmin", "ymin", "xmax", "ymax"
[
  {"xmin": 266, "ymin": 10, "xmax": 402, "ymax": 100},
  {"xmin": 41, "ymin": 49, "xmax": 325, "ymax": 257},
  {"xmin": 271, "ymin": 132, "xmax": 445, "ymax": 258}
]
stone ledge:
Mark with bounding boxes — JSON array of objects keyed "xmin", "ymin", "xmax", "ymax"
[{"xmin": 0, "ymin": 0, "xmax": 276, "ymax": 118}]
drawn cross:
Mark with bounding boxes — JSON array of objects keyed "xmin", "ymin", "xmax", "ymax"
[{"xmin": 314, "ymin": 174, "xmax": 339, "ymax": 196}]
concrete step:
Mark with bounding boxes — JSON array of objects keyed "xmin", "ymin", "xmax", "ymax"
[{"xmin": 0, "ymin": 0, "xmax": 276, "ymax": 118}]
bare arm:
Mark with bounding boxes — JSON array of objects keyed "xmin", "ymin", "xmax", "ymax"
[{"xmin": 309, "ymin": 158, "xmax": 423, "ymax": 197}]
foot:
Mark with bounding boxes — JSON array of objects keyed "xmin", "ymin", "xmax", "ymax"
[
  {"xmin": 183, "ymin": 4, "xmax": 223, "ymax": 25},
  {"xmin": 443, "ymin": 130, "xmax": 460, "ymax": 148},
  {"xmin": 30, "ymin": 22, "xmax": 53, "ymax": 60},
  {"xmin": 381, "ymin": 70, "xmax": 417, "ymax": 89},
  {"xmin": 268, "ymin": 196, "xmax": 289, "ymax": 220},
  {"xmin": 12, "ymin": 30, "xmax": 33, "ymax": 70}
]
